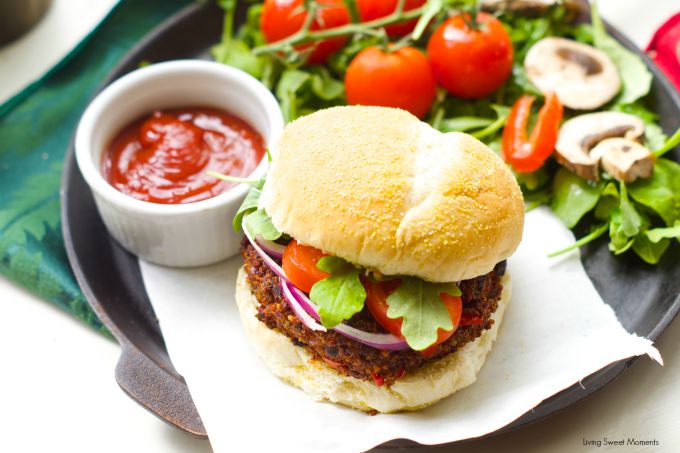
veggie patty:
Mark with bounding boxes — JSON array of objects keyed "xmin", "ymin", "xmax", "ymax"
[{"xmin": 241, "ymin": 239, "xmax": 506, "ymax": 386}]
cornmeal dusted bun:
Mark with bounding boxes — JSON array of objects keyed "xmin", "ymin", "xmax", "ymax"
[
  {"xmin": 235, "ymin": 267, "xmax": 511, "ymax": 413},
  {"xmin": 260, "ymin": 106, "xmax": 524, "ymax": 282}
]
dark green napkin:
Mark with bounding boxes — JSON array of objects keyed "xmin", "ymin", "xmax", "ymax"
[{"xmin": 0, "ymin": 0, "xmax": 193, "ymax": 333}]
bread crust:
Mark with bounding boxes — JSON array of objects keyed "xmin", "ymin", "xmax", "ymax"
[
  {"xmin": 235, "ymin": 267, "xmax": 511, "ymax": 413},
  {"xmin": 260, "ymin": 106, "xmax": 524, "ymax": 282}
]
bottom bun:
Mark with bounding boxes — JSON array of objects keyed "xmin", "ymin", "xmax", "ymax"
[{"xmin": 235, "ymin": 267, "xmax": 511, "ymax": 413}]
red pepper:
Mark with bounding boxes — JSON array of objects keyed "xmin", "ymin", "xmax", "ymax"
[
  {"xmin": 372, "ymin": 373, "xmax": 385, "ymax": 387},
  {"xmin": 322, "ymin": 357, "xmax": 342, "ymax": 371},
  {"xmin": 460, "ymin": 314, "xmax": 484, "ymax": 326},
  {"xmin": 502, "ymin": 92, "xmax": 563, "ymax": 173}
]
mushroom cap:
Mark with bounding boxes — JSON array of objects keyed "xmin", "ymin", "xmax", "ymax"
[
  {"xmin": 590, "ymin": 138, "xmax": 655, "ymax": 183},
  {"xmin": 555, "ymin": 111, "xmax": 646, "ymax": 181},
  {"xmin": 524, "ymin": 37, "xmax": 621, "ymax": 110}
]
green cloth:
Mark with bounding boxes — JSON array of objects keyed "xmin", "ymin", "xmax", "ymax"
[{"xmin": 0, "ymin": 0, "xmax": 193, "ymax": 333}]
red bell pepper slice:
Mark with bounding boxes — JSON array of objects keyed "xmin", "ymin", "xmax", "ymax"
[{"xmin": 502, "ymin": 92, "xmax": 563, "ymax": 173}]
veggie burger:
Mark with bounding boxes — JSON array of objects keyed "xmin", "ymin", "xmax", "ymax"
[{"xmin": 234, "ymin": 106, "xmax": 524, "ymax": 413}]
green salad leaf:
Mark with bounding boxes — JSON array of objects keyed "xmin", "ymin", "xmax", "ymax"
[
  {"xmin": 551, "ymin": 168, "xmax": 604, "ymax": 228},
  {"xmin": 632, "ymin": 234, "xmax": 670, "ymax": 265},
  {"xmin": 386, "ymin": 278, "xmax": 460, "ymax": 351},
  {"xmin": 276, "ymin": 69, "xmax": 312, "ymax": 122},
  {"xmin": 440, "ymin": 116, "xmax": 494, "ymax": 133},
  {"xmin": 244, "ymin": 208, "xmax": 282, "ymax": 241},
  {"xmin": 646, "ymin": 222, "xmax": 680, "ymax": 243},
  {"xmin": 628, "ymin": 159, "xmax": 680, "ymax": 226},
  {"xmin": 233, "ymin": 179, "xmax": 265, "ymax": 232},
  {"xmin": 310, "ymin": 256, "xmax": 366, "ymax": 328},
  {"xmin": 591, "ymin": 1, "xmax": 652, "ymax": 104}
]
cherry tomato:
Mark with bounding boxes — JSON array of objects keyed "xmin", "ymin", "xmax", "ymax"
[
  {"xmin": 502, "ymin": 92, "xmax": 563, "ymax": 173},
  {"xmin": 427, "ymin": 12, "xmax": 514, "ymax": 99},
  {"xmin": 282, "ymin": 240, "xmax": 329, "ymax": 293},
  {"xmin": 362, "ymin": 278, "xmax": 463, "ymax": 351},
  {"xmin": 362, "ymin": 278, "xmax": 403, "ymax": 338},
  {"xmin": 345, "ymin": 45, "xmax": 436, "ymax": 118},
  {"xmin": 356, "ymin": 0, "xmax": 426, "ymax": 36},
  {"xmin": 260, "ymin": 0, "xmax": 349, "ymax": 64}
]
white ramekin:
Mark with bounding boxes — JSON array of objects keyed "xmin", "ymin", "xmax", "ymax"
[{"xmin": 75, "ymin": 60, "xmax": 284, "ymax": 267}]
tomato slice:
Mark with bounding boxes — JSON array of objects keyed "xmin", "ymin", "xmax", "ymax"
[
  {"xmin": 282, "ymin": 240, "xmax": 329, "ymax": 293},
  {"xmin": 363, "ymin": 278, "xmax": 463, "ymax": 352},
  {"xmin": 363, "ymin": 278, "xmax": 403, "ymax": 338}
]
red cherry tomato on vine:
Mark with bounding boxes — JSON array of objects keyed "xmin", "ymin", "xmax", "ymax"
[
  {"xmin": 260, "ymin": 0, "xmax": 350, "ymax": 64},
  {"xmin": 345, "ymin": 45, "xmax": 436, "ymax": 118},
  {"xmin": 427, "ymin": 12, "xmax": 514, "ymax": 99},
  {"xmin": 356, "ymin": 0, "xmax": 426, "ymax": 36},
  {"xmin": 282, "ymin": 240, "xmax": 329, "ymax": 293},
  {"xmin": 362, "ymin": 278, "xmax": 462, "ymax": 352}
]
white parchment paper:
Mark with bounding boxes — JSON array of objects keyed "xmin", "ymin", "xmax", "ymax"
[{"xmin": 140, "ymin": 207, "xmax": 661, "ymax": 453}]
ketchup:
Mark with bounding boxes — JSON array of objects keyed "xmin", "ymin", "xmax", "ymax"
[{"xmin": 103, "ymin": 108, "xmax": 265, "ymax": 204}]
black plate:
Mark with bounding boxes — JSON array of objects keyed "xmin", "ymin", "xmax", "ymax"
[{"xmin": 62, "ymin": 1, "xmax": 680, "ymax": 446}]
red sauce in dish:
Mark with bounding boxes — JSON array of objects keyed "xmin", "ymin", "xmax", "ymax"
[{"xmin": 103, "ymin": 107, "xmax": 265, "ymax": 204}]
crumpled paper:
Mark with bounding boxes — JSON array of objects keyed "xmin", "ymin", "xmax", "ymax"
[{"xmin": 140, "ymin": 207, "xmax": 660, "ymax": 453}]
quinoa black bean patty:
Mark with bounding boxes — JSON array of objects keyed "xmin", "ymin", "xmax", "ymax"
[{"xmin": 241, "ymin": 239, "xmax": 506, "ymax": 386}]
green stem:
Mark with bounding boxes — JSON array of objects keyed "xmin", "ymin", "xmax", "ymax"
[
  {"xmin": 654, "ymin": 127, "xmax": 680, "ymax": 157},
  {"xmin": 253, "ymin": 4, "xmax": 430, "ymax": 55},
  {"xmin": 548, "ymin": 223, "xmax": 609, "ymax": 258},
  {"xmin": 220, "ymin": 0, "xmax": 235, "ymax": 52},
  {"xmin": 471, "ymin": 115, "xmax": 507, "ymax": 140},
  {"xmin": 343, "ymin": 0, "xmax": 360, "ymax": 23},
  {"xmin": 207, "ymin": 171, "xmax": 262, "ymax": 186}
]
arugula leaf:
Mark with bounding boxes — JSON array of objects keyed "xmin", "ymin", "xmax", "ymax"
[
  {"xmin": 516, "ymin": 166, "xmax": 551, "ymax": 192},
  {"xmin": 591, "ymin": 1, "xmax": 652, "ymax": 104},
  {"xmin": 646, "ymin": 222, "xmax": 680, "ymax": 243},
  {"xmin": 233, "ymin": 178, "xmax": 265, "ymax": 232},
  {"xmin": 612, "ymin": 103, "xmax": 668, "ymax": 150},
  {"xmin": 386, "ymin": 278, "xmax": 460, "ymax": 351},
  {"xmin": 244, "ymin": 208, "xmax": 282, "ymax": 240},
  {"xmin": 310, "ymin": 67, "xmax": 344, "ymax": 101},
  {"xmin": 628, "ymin": 158, "xmax": 680, "ymax": 226},
  {"xmin": 618, "ymin": 183, "xmax": 643, "ymax": 236},
  {"xmin": 551, "ymin": 168, "xmax": 604, "ymax": 228},
  {"xmin": 594, "ymin": 182, "xmax": 619, "ymax": 221},
  {"xmin": 608, "ymin": 220, "xmax": 635, "ymax": 255},
  {"xmin": 632, "ymin": 234, "xmax": 670, "ymax": 265},
  {"xmin": 276, "ymin": 69, "xmax": 312, "ymax": 122},
  {"xmin": 309, "ymin": 257, "xmax": 366, "ymax": 328},
  {"xmin": 212, "ymin": 39, "xmax": 266, "ymax": 78}
]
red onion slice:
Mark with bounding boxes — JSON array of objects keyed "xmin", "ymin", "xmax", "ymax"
[
  {"xmin": 280, "ymin": 278, "xmax": 327, "ymax": 332},
  {"xmin": 255, "ymin": 236, "xmax": 286, "ymax": 259},
  {"xmin": 284, "ymin": 279, "xmax": 410, "ymax": 351},
  {"xmin": 243, "ymin": 214, "xmax": 409, "ymax": 350},
  {"xmin": 242, "ymin": 218, "xmax": 288, "ymax": 282}
]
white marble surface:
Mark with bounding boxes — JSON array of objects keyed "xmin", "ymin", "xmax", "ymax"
[{"xmin": 1, "ymin": 0, "xmax": 679, "ymax": 452}]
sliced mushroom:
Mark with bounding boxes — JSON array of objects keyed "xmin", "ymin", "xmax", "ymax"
[
  {"xmin": 590, "ymin": 138, "xmax": 655, "ymax": 183},
  {"xmin": 480, "ymin": 0, "xmax": 579, "ymax": 16},
  {"xmin": 555, "ymin": 111, "xmax": 646, "ymax": 180},
  {"xmin": 524, "ymin": 37, "xmax": 621, "ymax": 110}
]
